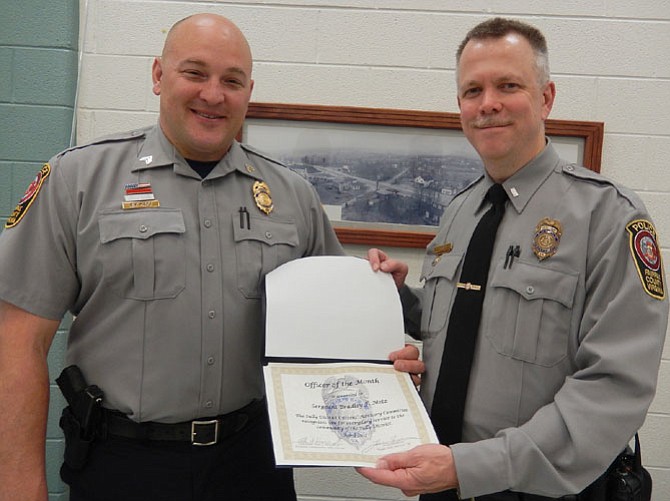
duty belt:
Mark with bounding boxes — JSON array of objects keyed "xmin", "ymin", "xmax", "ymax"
[{"xmin": 103, "ymin": 399, "xmax": 265, "ymax": 446}]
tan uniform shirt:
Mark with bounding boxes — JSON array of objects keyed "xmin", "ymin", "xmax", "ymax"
[
  {"xmin": 400, "ymin": 143, "xmax": 668, "ymax": 497},
  {"xmin": 0, "ymin": 124, "xmax": 344, "ymax": 423}
]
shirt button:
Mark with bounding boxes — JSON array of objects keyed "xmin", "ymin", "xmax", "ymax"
[
  {"xmin": 203, "ymin": 219, "xmax": 212, "ymax": 228},
  {"xmin": 206, "ymin": 263, "xmax": 215, "ymax": 272},
  {"xmin": 207, "ymin": 357, "xmax": 215, "ymax": 365},
  {"xmin": 139, "ymin": 224, "xmax": 148, "ymax": 233},
  {"xmin": 204, "ymin": 400, "xmax": 213, "ymax": 408},
  {"xmin": 265, "ymin": 231, "xmax": 273, "ymax": 239},
  {"xmin": 208, "ymin": 310, "xmax": 216, "ymax": 319},
  {"xmin": 526, "ymin": 286, "xmax": 535, "ymax": 295}
]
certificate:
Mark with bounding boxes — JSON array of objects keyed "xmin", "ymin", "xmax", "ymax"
[
  {"xmin": 263, "ymin": 362, "xmax": 438, "ymax": 467},
  {"xmin": 263, "ymin": 256, "xmax": 438, "ymax": 466}
]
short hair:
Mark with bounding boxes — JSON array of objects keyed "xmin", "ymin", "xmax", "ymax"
[{"xmin": 456, "ymin": 17, "xmax": 550, "ymax": 85}]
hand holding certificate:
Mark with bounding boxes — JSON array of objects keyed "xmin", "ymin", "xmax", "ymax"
[{"xmin": 263, "ymin": 256, "xmax": 437, "ymax": 467}]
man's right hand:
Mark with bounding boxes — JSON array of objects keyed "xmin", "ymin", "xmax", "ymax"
[{"xmin": 367, "ymin": 248, "xmax": 409, "ymax": 290}]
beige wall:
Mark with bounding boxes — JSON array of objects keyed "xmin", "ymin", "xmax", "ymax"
[{"xmin": 76, "ymin": 1, "xmax": 670, "ymax": 499}]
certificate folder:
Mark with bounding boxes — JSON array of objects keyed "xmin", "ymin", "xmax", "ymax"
[{"xmin": 263, "ymin": 256, "xmax": 438, "ymax": 467}]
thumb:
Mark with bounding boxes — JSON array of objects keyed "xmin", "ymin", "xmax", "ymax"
[{"xmin": 375, "ymin": 452, "xmax": 411, "ymax": 471}]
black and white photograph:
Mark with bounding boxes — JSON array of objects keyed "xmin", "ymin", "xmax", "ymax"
[{"xmin": 243, "ymin": 104, "xmax": 602, "ymax": 247}]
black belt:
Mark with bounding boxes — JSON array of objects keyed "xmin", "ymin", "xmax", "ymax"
[{"xmin": 103, "ymin": 399, "xmax": 265, "ymax": 446}]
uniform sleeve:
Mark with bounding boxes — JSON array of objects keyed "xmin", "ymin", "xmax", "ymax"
[
  {"xmin": 0, "ymin": 158, "xmax": 79, "ymax": 319},
  {"xmin": 452, "ymin": 202, "xmax": 668, "ymax": 497}
]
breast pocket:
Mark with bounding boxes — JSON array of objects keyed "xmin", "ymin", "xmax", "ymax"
[
  {"xmin": 484, "ymin": 262, "xmax": 578, "ymax": 367},
  {"xmin": 233, "ymin": 215, "xmax": 299, "ymax": 299},
  {"xmin": 420, "ymin": 254, "xmax": 463, "ymax": 337},
  {"xmin": 98, "ymin": 209, "xmax": 186, "ymax": 300}
]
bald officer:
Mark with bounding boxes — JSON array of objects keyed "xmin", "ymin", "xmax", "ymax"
[
  {"xmin": 0, "ymin": 13, "xmax": 347, "ymax": 501},
  {"xmin": 360, "ymin": 17, "xmax": 667, "ymax": 500}
]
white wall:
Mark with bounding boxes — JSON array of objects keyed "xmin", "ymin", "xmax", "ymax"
[{"xmin": 76, "ymin": 1, "xmax": 670, "ymax": 499}]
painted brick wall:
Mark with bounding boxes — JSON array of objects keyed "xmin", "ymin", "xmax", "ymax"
[
  {"xmin": 9, "ymin": 0, "xmax": 668, "ymax": 499},
  {"xmin": 0, "ymin": 1, "xmax": 79, "ymax": 500}
]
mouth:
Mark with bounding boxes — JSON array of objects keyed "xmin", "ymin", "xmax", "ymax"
[{"xmin": 192, "ymin": 109, "xmax": 226, "ymax": 120}]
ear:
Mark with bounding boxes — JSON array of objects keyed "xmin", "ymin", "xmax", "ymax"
[
  {"xmin": 151, "ymin": 58, "xmax": 163, "ymax": 96},
  {"xmin": 541, "ymin": 81, "xmax": 556, "ymax": 120}
]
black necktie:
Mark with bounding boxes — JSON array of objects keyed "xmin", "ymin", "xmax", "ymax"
[{"xmin": 430, "ymin": 183, "xmax": 508, "ymax": 447}]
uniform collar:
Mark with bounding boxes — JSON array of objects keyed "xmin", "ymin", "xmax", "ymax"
[
  {"xmin": 491, "ymin": 139, "xmax": 561, "ymax": 214},
  {"xmin": 132, "ymin": 124, "xmax": 264, "ymax": 181}
]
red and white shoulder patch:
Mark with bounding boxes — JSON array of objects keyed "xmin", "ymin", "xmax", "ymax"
[
  {"xmin": 5, "ymin": 163, "xmax": 51, "ymax": 229},
  {"xmin": 626, "ymin": 219, "xmax": 665, "ymax": 300}
]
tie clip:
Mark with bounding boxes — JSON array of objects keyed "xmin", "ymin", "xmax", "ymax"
[{"xmin": 457, "ymin": 282, "xmax": 481, "ymax": 291}]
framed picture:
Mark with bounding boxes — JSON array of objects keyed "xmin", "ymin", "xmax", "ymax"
[{"xmin": 242, "ymin": 103, "xmax": 604, "ymax": 248}]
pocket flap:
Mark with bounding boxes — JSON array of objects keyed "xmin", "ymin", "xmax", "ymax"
[
  {"xmin": 490, "ymin": 261, "xmax": 578, "ymax": 308},
  {"xmin": 99, "ymin": 209, "xmax": 186, "ymax": 243},
  {"xmin": 232, "ymin": 215, "xmax": 299, "ymax": 247},
  {"xmin": 421, "ymin": 253, "xmax": 463, "ymax": 282}
]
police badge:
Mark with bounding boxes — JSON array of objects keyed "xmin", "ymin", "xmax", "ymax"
[
  {"xmin": 532, "ymin": 218, "xmax": 562, "ymax": 261},
  {"xmin": 252, "ymin": 180, "xmax": 273, "ymax": 215}
]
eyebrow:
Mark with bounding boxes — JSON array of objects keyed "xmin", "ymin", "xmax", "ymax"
[{"xmin": 177, "ymin": 59, "xmax": 249, "ymax": 77}]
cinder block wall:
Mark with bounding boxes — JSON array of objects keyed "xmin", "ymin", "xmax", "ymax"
[
  {"xmin": 3, "ymin": 1, "xmax": 669, "ymax": 499},
  {"xmin": 0, "ymin": 1, "xmax": 79, "ymax": 500},
  {"xmin": 73, "ymin": 2, "xmax": 670, "ymax": 499}
]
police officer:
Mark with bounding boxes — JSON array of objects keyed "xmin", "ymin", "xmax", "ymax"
[
  {"xmin": 0, "ymin": 13, "xmax": 354, "ymax": 501},
  {"xmin": 360, "ymin": 18, "xmax": 668, "ymax": 500}
]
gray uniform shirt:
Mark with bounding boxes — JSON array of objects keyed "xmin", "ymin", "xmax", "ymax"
[
  {"xmin": 0, "ymin": 124, "xmax": 344, "ymax": 423},
  {"xmin": 400, "ymin": 143, "xmax": 668, "ymax": 497}
]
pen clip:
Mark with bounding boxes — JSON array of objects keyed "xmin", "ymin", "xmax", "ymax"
[
  {"xmin": 238, "ymin": 207, "xmax": 251, "ymax": 229},
  {"xmin": 504, "ymin": 245, "xmax": 521, "ymax": 269}
]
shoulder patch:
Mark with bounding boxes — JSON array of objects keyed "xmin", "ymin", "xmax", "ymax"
[
  {"xmin": 240, "ymin": 143, "xmax": 286, "ymax": 167},
  {"xmin": 626, "ymin": 219, "xmax": 665, "ymax": 300},
  {"xmin": 5, "ymin": 163, "xmax": 51, "ymax": 229}
]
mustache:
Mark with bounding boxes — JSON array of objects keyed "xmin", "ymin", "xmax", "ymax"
[{"xmin": 470, "ymin": 118, "xmax": 511, "ymax": 128}]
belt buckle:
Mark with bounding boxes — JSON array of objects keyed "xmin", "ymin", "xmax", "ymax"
[{"xmin": 191, "ymin": 419, "xmax": 219, "ymax": 446}]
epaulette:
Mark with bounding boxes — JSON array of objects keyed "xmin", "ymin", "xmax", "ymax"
[
  {"xmin": 561, "ymin": 163, "xmax": 641, "ymax": 209},
  {"xmin": 57, "ymin": 127, "xmax": 149, "ymax": 158},
  {"xmin": 240, "ymin": 143, "xmax": 287, "ymax": 168}
]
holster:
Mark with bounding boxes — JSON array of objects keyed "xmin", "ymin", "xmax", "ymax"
[
  {"xmin": 59, "ymin": 406, "xmax": 98, "ymax": 470},
  {"xmin": 56, "ymin": 365, "xmax": 104, "ymax": 470}
]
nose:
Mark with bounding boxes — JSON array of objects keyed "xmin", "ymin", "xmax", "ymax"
[
  {"xmin": 199, "ymin": 79, "xmax": 225, "ymax": 104},
  {"xmin": 479, "ymin": 89, "xmax": 502, "ymax": 114}
]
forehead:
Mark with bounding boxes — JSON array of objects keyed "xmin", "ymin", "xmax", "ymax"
[
  {"xmin": 164, "ymin": 19, "xmax": 252, "ymax": 73},
  {"xmin": 458, "ymin": 33, "xmax": 537, "ymax": 83}
]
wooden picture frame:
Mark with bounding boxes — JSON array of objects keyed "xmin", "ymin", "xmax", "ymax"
[{"xmin": 243, "ymin": 103, "xmax": 604, "ymax": 248}]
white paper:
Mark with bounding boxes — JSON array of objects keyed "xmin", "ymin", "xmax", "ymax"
[
  {"xmin": 264, "ymin": 256, "xmax": 405, "ymax": 361},
  {"xmin": 263, "ymin": 362, "xmax": 438, "ymax": 467}
]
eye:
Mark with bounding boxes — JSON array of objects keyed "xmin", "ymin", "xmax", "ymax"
[
  {"xmin": 462, "ymin": 87, "xmax": 481, "ymax": 98},
  {"xmin": 182, "ymin": 69, "xmax": 205, "ymax": 80},
  {"xmin": 500, "ymin": 82, "xmax": 520, "ymax": 91}
]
